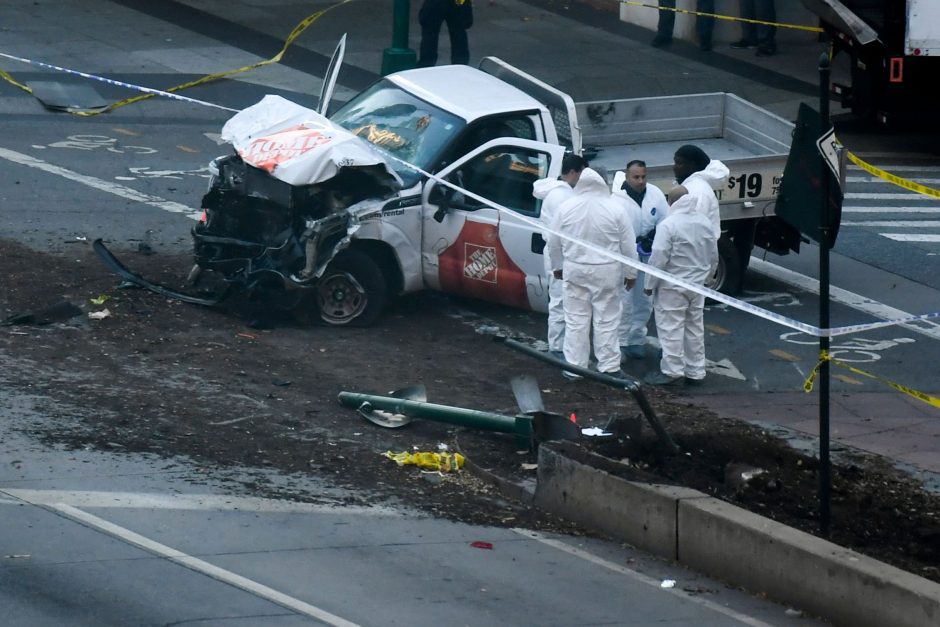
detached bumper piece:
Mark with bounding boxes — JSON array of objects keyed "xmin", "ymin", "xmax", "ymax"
[{"xmin": 93, "ymin": 239, "xmax": 226, "ymax": 307}]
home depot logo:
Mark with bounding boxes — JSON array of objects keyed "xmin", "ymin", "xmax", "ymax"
[
  {"xmin": 242, "ymin": 125, "xmax": 333, "ymax": 172},
  {"xmin": 463, "ymin": 244, "xmax": 497, "ymax": 283}
]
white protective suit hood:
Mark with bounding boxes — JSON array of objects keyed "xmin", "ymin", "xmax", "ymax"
[
  {"xmin": 573, "ymin": 167, "xmax": 611, "ymax": 195},
  {"xmin": 684, "ymin": 159, "xmax": 730, "ymax": 189},
  {"xmin": 668, "ymin": 192, "xmax": 699, "ymax": 216},
  {"xmin": 532, "ymin": 177, "xmax": 571, "ymax": 199}
]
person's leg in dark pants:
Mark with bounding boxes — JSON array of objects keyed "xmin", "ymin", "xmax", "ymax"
[
  {"xmin": 696, "ymin": 0, "xmax": 714, "ymax": 51},
  {"xmin": 444, "ymin": 11, "xmax": 469, "ymax": 64},
  {"xmin": 732, "ymin": 0, "xmax": 758, "ymax": 48},
  {"xmin": 417, "ymin": 0, "xmax": 446, "ymax": 67},
  {"xmin": 652, "ymin": 0, "xmax": 676, "ymax": 47},
  {"xmin": 755, "ymin": 0, "xmax": 777, "ymax": 56}
]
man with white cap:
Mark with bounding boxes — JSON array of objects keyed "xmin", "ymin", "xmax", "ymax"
[{"xmin": 546, "ymin": 167, "xmax": 639, "ymax": 379}]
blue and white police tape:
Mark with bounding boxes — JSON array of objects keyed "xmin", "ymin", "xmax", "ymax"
[
  {"xmin": 0, "ymin": 52, "xmax": 239, "ymax": 113},
  {"xmin": 374, "ymin": 149, "xmax": 939, "ymax": 340}
]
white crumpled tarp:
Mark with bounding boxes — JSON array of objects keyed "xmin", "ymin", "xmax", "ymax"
[{"xmin": 220, "ymin": 95, "xmax": 401, "ymax": 188}]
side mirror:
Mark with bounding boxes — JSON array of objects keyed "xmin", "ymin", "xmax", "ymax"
[{"xmin": 429, "ymin": 185, "xmax": 453, "ymax": 223}]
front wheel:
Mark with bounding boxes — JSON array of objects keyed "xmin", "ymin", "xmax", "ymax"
[
  {"xmin": 705, "ymin": 237, "xmax": 743, "ymax": 296},
  {"xmin": 314, "ymin": 248, "xmax": 388, "ymax": 326}
]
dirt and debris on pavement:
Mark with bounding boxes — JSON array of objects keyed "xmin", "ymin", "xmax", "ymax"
[{"xmin": 1, "ymin": 238, "xmax": 938, "ymax": 584}]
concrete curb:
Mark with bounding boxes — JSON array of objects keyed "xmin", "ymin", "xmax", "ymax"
[{"xmin": 526, "ymin": 442, "xmax": 940, "ymax": 627}]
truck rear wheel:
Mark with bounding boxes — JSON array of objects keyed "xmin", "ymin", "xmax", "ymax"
[
  {"xmin": 707, "ymin": 237, "xmax": 742, "ymax": 296},
  {"xmin": 315, "ymin": 249, "xmax": 388, "ymax": 326}
]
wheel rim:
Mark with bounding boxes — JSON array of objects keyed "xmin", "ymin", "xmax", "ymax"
[
  {"xmin": 316, "ymin": 271, "xmax": 367, "ymax": 324},
  {"xmin": 705, "ymin": 255, "xmax": 726, "ymax": 293}
]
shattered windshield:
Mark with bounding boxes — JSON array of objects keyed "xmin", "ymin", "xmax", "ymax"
[{"xmin": 331, "ymin": 80, "xmax": 465, "ymax": 187}]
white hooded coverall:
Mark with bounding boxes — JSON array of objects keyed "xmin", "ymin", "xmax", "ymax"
[
  {"xmin": 533, "ymin": 177, "xmax": 576, "ymax": 353},
  {"xmin": 680, "ymin": 159, "xmax": 730, "ymax": 240},
  {"xmin": 645, "ymin": 194, "xmax": 718, "ymax": 380},
  {"xmin": 546, "ymin": 168, "xmax": 638, "ymax": 374},
  {"xmin": 611, "ymin": 172, "xmax": 669, "ymax": 349}
]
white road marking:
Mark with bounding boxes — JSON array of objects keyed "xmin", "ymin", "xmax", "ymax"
[
  {"xmin": 880, "ymin": 234, "xmax": 940, "ymax": 242},
  {"xmin": 848, "ymin": 165, "xmax": 940, "ymax": 172},
  {"xmin": 0, "ymin": 147, "xmax": 201, "ymax": 220},
  {"xmin": 0, "ymin": 489, "xmax": 403, "ymax": 516},
  {"xmin": 47, "ymin": 504, "xmax": 360, "ymax": 627},
  {"xmin": 749, "ymin": 257, "xmax": 940, "ymax": 341},
  {"xmin": 846, "ymin": 176, "xmax": 940, "ymax": 185},
  {"xmin": 844, "ymin": 220, "xmax": 940, "ymax": 227},
  {"xmin": 842, "ymin": 206, "xmax": 940, "ymax": 213},
  {"xmin": 513, "ymin": 529, "xmax": 776, "ymax": 627},
  {"xmin": 844, "ymin": 192, "xmax": 938, "ymax": 200}
]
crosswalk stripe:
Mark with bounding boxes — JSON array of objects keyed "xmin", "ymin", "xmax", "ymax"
[
  {"xmin": 846, "ymin": 176, "xmax": 940, "ymax": 185},
  {"xmin": 879, "ymin": 234, "xmax": 940, "ymax": 242},
  {"xmin": 845, "ymin": 192, "xmax": 938, "ymax": 200},
  {"xmin": 842, "ymin": 206, "xmax": 940, "ymax": 213},
  {"xmin": 844, "ymin": 220, "xmax": 940, "ymax": 227}
]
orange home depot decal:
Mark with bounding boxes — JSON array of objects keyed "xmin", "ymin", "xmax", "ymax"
[
  {"xmin": 438, "ymin": 220, "xmax": 530, "ymax": 309},
  {"xmin": 240, "ymin": 125, "xmax": 333, "ymax": 172}
]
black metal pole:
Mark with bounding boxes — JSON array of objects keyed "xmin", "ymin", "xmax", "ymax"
[
  {"xmin": 494, "ymin": 336, "xmax": 680, "ymax": 454},
  {"xmin": 818, "ymin": 52, "xmax": 832, "ymax": 537}
]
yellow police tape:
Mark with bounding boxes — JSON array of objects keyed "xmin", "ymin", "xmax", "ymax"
[
  {"xmin": 0, "ymin": 0, "xmax": 357, "ymax": 116},
  {"xmin": 384, "ymin": 451, "xmax": 466, "ymax": 472},
  {"xmin": 622, "ymin": 1, "xmax": 823, "ymax": 33},
  {"xmin": 803, "ymin": 350, "xmax": 940, "ymax": 409},
  {"xmin": 845, "ymin": 150, "xmax": 940, "ymax": 200}
]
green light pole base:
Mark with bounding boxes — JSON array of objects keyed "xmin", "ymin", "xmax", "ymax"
[{"xmin": 381, "ymin": 47, "xmax": 417, "ymax": 76}]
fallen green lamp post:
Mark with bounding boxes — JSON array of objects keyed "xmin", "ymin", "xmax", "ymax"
[{"xmin": 337, "ymin": 380, "xmax": 579, "ymax": 451}]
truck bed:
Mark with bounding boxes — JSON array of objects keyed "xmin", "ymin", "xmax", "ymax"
[{"xmin": 577, "ymin": 93, "xmax": 794, "ymax": 219}]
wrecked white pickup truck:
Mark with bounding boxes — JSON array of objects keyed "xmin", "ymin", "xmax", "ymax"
[{"xmin": 97, "ymin": 50, "xmax": 799, "ymax": 326}]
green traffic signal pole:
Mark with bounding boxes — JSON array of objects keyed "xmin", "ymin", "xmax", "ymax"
[{"xmin": 381, "ymin": 0, "xmax": 417, "ymax": 75}]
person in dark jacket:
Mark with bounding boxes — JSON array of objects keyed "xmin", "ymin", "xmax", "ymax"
[{"xmin": 417, "ymin": 0, "xmax": 473, "ymax": 67}]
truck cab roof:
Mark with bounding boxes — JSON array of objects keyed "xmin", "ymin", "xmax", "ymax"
[{"xmin": 387, "ymin": 65, "xmax": 546, "ymax": 122}]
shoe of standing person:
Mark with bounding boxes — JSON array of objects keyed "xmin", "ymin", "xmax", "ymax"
[
  {"xmin": 684, "ymin": 376, "xmax": 705, "ymax": 387},
  {"xmin": 621, "ymin": 345, "xmax": 646, "ymax": 361},
  {"xmin": 651, "ymin": 35, "xmax": 672, "ymax": 48},
  {"xmin": 756, "ymin": 43, "xmax": 777, "ymax": 56},
  {"xmin": 643, "ymin": 371, "xmax": 684, "ymax": 386},
  {"xmin": 730, "ymin": 39, "xmax": 757, "ymax": 49},
  {"xmin": 562, "ymin": 370, "xmax": 583, "ymax": 381}
]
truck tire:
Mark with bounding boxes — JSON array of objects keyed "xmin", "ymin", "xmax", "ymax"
[
  {"xmin": 315, "ymin": 249, "xmax": 388, "ymax": 326},
  {"xmin": 707, "ymin": 237, "xmax": 742, "ymax": 296}
]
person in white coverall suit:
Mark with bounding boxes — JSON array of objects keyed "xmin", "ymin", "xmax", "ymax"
[
  {"xmin": 546, "ymin": 168, "xmax": 639, "ymax": 378},
  {"xmin": 672, "ymin": 144, "xmax": 729, "ymax": 242},
  {"xmin": 644, "ymin": 187, "xmax": 718, "ymax": 386},
  {"xmin": 611, "ymin": 159, "xmax": 669, "ymax": 361},
  {"xmin": 532, "ymin": 154, "xmax": 588, "ymax": 359}
]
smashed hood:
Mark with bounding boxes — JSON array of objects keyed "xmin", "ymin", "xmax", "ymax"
[{"xmin": 221, "ymin": 94, "xmax": 402, "ymax": 190}]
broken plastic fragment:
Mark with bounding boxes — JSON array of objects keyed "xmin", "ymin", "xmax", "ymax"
[
  {"xmin": 90, "ymin": 295, "xmax": 109, "ymax": 305},
  {"xmin": 470, "ymin": 541, "xmax": 493, "ymax": 550},
  {"xmin": 660, "ymin": 579, "xmax": 676, "ymax": 588},
  {"xmin": 581, "ymin": 427, "xmax": 613, "ymax": 437},
  {"xmin": 88, "ymin": 308, "xmax": 111, "ymax": 320},
  {"xmin": 383, "ymin": 451, "xmax": 465, "ymax": 472}
]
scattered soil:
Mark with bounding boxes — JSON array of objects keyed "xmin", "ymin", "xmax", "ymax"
[{"xmin": 1, "ymin": 238, "xmax": 938, "ymax": 584}]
